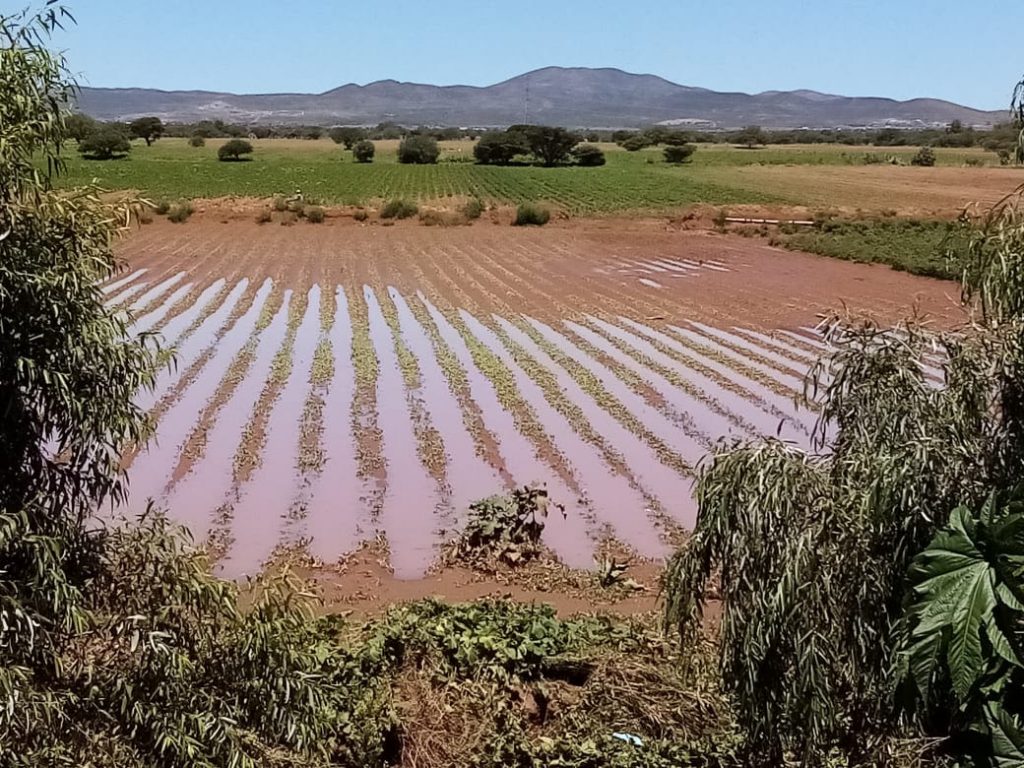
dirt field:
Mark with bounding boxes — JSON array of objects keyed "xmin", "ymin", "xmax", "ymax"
[
  {"xmin": 703, "ymin": 164, "xmax": 1024, "ymax": 217},
  {"xmin": 109, "ymin": 214, "xmax": 962, "ymax": 586}
]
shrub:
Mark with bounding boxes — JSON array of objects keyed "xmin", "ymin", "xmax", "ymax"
[
  {"xmin": 305, "ymin": 205, "xmax": 325, "ymax": 223},
  {"xmin": 419, "ymin": 209, "xmax": 467, "ymax": 227},
  {"xmin": 77, "ymin": 126, "xmax": 131, "ymax": 159},
  {"xmin": 663, "ymin": 144, "xmax": 697, "ymax": 164},
  {"xmin": 188, "ymin": 134, "xmax": 205, "ymax": 147},
  {"xmin": 450, "ymin": 486, "xmax": 559, "ymax": 566},
  {"xmin": 620, "ymin": 134, "xmax": 648, "ymax": 152},
  {"xmin": 273, "ymin": 196, "xmax": 288, "ymax": 212},
  {"xmin": 255, "ymin": 209, "xmax": 272, "ymax": 224},
  {"xmin": 217, "ymin": 138, "xmax": 253, "ymax": 161},
  {"xmin": 513, "ymin": 203, "xmax": 550, "ymax": 226},
  {"xmin": 474, "ymin": 131, "xmax": 530, "ymax": 165},
  {"xmin": 462, "ymin": 198, "xmax": 485, "ymax": 220},
  {"xmin": 380, "ymin": 199, "xmax": 419, "ymax": 219},
  {"xmin": 167, "ymin": 201, "xmax": 194, "ymax": 223},
  {"xmin": 397, "ymin": 135, "xmax": 439, "ymax": 164},
  {"xmin": 154, "ymin": 199, "xmax": 171, "ymax": 215},
  {"xmin": 353, "ymin": 208, "xmax": 369, "ymax": 222},
  {"xmin": 572, "ymin": 144, "xmax": 606, "ymax": 167},
  {"xmin": 128, "ymin": 116, "xmax": 164, "ymax": 146},
  {"xmin": 910, "ymin": 146, "xmax": 936, "ymax": 166},
  {"xmin": 352, "ymin": 139, "xmax": 375, "ymax": 163}
]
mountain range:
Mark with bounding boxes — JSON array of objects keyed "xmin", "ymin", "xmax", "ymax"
[{"xmin": 74, "ymin": 66, "xmax": 1005, "ymax": 130}]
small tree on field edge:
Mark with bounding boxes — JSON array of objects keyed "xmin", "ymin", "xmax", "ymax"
[
  {"xmin": 398, "ymin": 134, "xmax": 440, "ymax": 164},
  {"xmin": 353, "ymin": 139, "xmax": 375, "ymax": 163},
  {"xmin": 473, "ymin": 131, "xmax": 530, "ymax": 165},
  {"xmin": 188, "ymin": 134, "xmax": 205, "ymax": 147},
  {"xmin": 910, "ymin": 146, "xmax": 936, "ymax": 166},
  {"xmin": 78, "ymin": 126, "xmax": 131, "ymax": 159},
  {"xmin": 129, "ymin": 116, "xmax": 164, "ymax": 146},
  {"xmin": 735, "ymin": 125, "xmax": 767, "ymax": 148},
  {"xmin": 664, "ymin": 144, "xmax": 697, "ymax": 164},
  {"xmin": 572, "ymin": 144, "xmax": 606, "ymax": 166},
  {"xmin": 218, "ymin": 138, "xmax": 253, "ymax": 161}
]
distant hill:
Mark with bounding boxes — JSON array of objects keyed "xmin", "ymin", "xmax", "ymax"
[{"xmin": 74, "ymin": 66, "xmax": 1006, "ymax": 130}]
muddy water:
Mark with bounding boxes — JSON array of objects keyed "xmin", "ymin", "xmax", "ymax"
[
  {"xmin": 420, "ymin": 293, "xmax": 596, "ymax": 568},
  {"xmin": 136, "ymin": 279, "xmax": 249, "ymax": 412},
  {"xmin": 464, "ymin": 311, "xmax": 666, "ymax": 556},
  {"xmin": 126, "ymin": 279, "xmax": 273, "ymax": 521},
  {"xmin": 526, "ymin": 316, "xmax": 710, "ymax": 464},
  {"xmin": 141, "ymin": 279, "xmax": 227, "ymax": 342},
  {"xmin": 567, "ymin": 320, "xmax": 751, "ymax": 441},
  {"xmin": 497, "ymin": 316, "xmax": 694, "ymax": 537},
  {"xmin": 104, "ymin": 280, "xmax": 149, "ymax": 308},
  {"xmin": 683, "ymin": 322, "xmax": 808, "ymax": 384},
  {"xmin": 129, "ymin": 272, "xmax": 187, "ymax": 313},
  {"xmin": 731, "ymin": 327, "xmax": 820, "ymax": 366},
  {"xmin": 129, "ymin": 282, "xmax": 195, "ymax": 336},
  {"xmin": 391, "ymin": 288, "xmax": 502, "ymax": 518},
  {"xmin": 364, "ymin": 286, "xmax": 443, "ymax": 578},
  {"xmin": 225, "ymin": 286, "xmax": 322, "ymax": 577},
  {"xmin": 304, "ymin": 286, "xmax": 365, "ymax": 563},
  {"xmin": 593, "ymin": 317, "xmax": 807, "ymax": 442},
  {"xmin": 166, "ymin": 291, "xmax": 293, "ymax": 542},
  {"xmin": 102, "ymin": 268, "xmax": 148, "ymax": 295}
]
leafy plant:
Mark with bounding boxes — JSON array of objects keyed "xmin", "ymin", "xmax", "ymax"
[
  {"xmin": 911, "ymin": 146, "xmax": 937, "ymax": 167},
  {"xmin": 664, "ymin": 144, "xmax": 697, "ymax": 164},
  {"xmin": 514, "ymin": 203, "xmax": 551, "ymax": 226},
  {"xmin": 166, "ymin": 199, "xmax": 193, "ymax": 222},
  {"xmin": 352, "ymin": 139, "xmax": 375, "ymax": 163},
  {"xmin": 462, "ymin": 197, "xmax": 485, "ymax": 220},
  {"xmin": 305, "ymin": 204, "xmax": 325, "ymax": 223},
  {"xmin": 218, "ymin": 138, "xmax": 253, "ymax": 161},
  {"xmin": 397, "ymin": 134, "xmax": 439, "ymax": 164},
  {"xmin": 896, "ymin": 488, "xmax": 1024, "ymax": 764},
  {"xmin": 453, "ymin": 486, "xmax": 562, "ymax": 566},
  {"xmin": 78, "ymin": 125, "xmax": 131, "ymax": 159},
  {"xmin": 379, "ymin": 198, "xmax": 419, "ymax": 219}
]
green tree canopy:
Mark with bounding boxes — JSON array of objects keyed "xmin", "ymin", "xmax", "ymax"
[
  {"xmin": 77, "ymin": 124, "xmax": 131, "ymax": 159},
  {"xmin": 128, "ymin": 116, "xmax": 164, "ymax": 145}
]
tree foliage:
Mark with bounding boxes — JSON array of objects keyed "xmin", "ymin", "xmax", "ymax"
[
  {"xmin": 77, "ymin": 125, "xmax": 131, "ymax": 159},
  {"xmin": 473, "ymin": 130, "xmax": 530, "ymax": 165},
  {"xmin": 217, "ymin": 138, "xmax": 253, "ymax": 161},
  {"xmin": 571, "ymin": 143, "xmax": 606, "ymax": 167},
  {"xmin": 328, "ymin": 126, "xmax": 366, "ymax": 149},
  {"xmin": 665, "ymin": 79, "xmax": 1024, "ymax": 768},
  {"xmin": 352, "ymin": 139, "xmax": 375, "ymax": 163},
  {"xmin": 397, "ymin": 134, "xmax": 439, "ymax": 164},
  {"xmin": 128, "ymin": 116, "xmax": 163, "ymax": 146},
  {"xmin": 663, "ymin": 144, "xmax": 697, "ymax": 164}
]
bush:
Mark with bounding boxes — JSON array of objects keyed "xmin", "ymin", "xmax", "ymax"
[
  {"xmin": 167, "ymin": 201, "xmax": 194, "ymax": 223},
  {"xmin": 663, "ymin": 144, "xmax": 697, "ymax": 164},
  {"xmin": 154, "ymin": 200, "xmax": 171, "ymax": 215},
  {"xmin": 474, "ymin": 131, "xmax": 530, "ymax": 165},
  {"xmin": 273, "ymin": 196, "xmax": 288, "ymax": 212},
  {"xmin": 513, "ymin": 203, "xmax": 550, "ymax": 226},
  {"xmin": 77, "ymin": 126, "xmax": 131, "ymax": 159},
  {"xmin": 255, "ymin": 209, "xmax": 272, "ymax": 224},
  {"xmin": 305, "ymin": 205, "xmax": 325, "ymax": 223},
  {"xmin": 462, "ymin": 198, "xmax": 485, "ymax": 220},
  {"xmin": 353, "ymin": 208, "xmax": 369, "ymax": 222},
  {"xmin": 620, "ymin": 134, "xmax": 648, "ymax": 152},
  {"xmin": 910, "ymin": 146, "xmax": 937, "ymax": 166},
  {"xmin": 572, "ymin": 144, "xmax": 606, "ymax": 167},
  {"xmin": 352, "ymin": 139, "xmax": 375, "ymax": 163},
  {"xmin": 217, "ymin": 138, "xmax": 253, "ymax": 161},
  {"xmin": 380, "ymin": 199, "xmax": 419, "ymax": 219},
  {"xmin": 397, "ymin": 135, "xmax": 439, "ymax": 164},
  {"xmin": 188, "ymin": 134, "xmax": 205, "ymax": 147},
  {"xmin": 419, "ymin": 209, "xmax": 467, "ymax": 227}
]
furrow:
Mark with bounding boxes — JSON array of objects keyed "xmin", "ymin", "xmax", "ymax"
[
  {"xmin": 168, "ymin": 290, "xmax": 292, "ymax": 549},
  {"xmin": 365, "ymin": 286, "xmax": 444, "ymax": 578},
  {"xmin": 304, "ymin": 286, "xmax": 365, "ymax": 565},
  {"xmin": 420, "ymin": 293, "xmax": 597, "ymax": 568},
  {"xmin": 225, "ymin": 286, "xmax": 322, "ymax": 576}
]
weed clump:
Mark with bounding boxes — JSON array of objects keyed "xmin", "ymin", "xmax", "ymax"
[
  {"xmin": 450, "ymin": 486, "xmax": 561, "ymax": 568},
  {"xmin": 154, "ymin": 199, "xmax": 171, "ymax": 215},
  {"xmin": 513, "ymin": 203, "xmax": 551, "ymax": 227},
  {"xmin": 380, "ymin": 198, "xmax": 419, "ymax": 220},
  {"xmin": 462, "ymin": 197, "xmax": 485, "ymax": 220},
  {"xmin": 305, "ymin": 205, "xmax": 325, "ymax": 223},
  {"xmin": 255, "ymin": 209, "xmax": 272, "ymax": 224},
  {"xmin": 167, "ymin": 200, "xmax": 193, "ymax": 223},
  {"xmin": 353, "ymin": 208, "xmax": 369, "ymax": 222},
  {"xmin": 272, "ymin": 196, "xmax": 288, "ymax": 212}
]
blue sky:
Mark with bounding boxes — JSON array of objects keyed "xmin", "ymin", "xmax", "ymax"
[{"xmin": 51, "ymin": 0, "xmax": 1020, "ymax": 109}]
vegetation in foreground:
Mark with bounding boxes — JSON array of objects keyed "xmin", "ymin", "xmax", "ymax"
[{"xmin": 5, "ymin": 4, "xmax": 1024, "ymax": 767}]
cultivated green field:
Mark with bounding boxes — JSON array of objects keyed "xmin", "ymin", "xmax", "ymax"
[{"xmin": 54, "ymin": 138, "xmax": 1014, "ymax": 215}]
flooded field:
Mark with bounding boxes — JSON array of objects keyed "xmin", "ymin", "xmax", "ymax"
[{"xmin": 111, "ymin": 219, "xmax": 959, "ymax": 577}]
